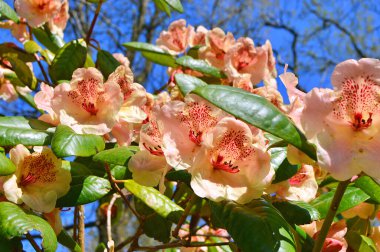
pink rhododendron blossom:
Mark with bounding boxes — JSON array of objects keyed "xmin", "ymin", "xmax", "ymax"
[
  {"xmin": 300, "ymin": 58, "xmax": 380, "ymax": 180},
  {"xmin": 313, "ymin": 220, "xmax": 348, "ymax": 252},
  {"xmin": 37, "ymin": 67, "xmax": 123, "ymax": 135},
  {"xmin": 43, "ymin": 208, "xmax": 63, "ymax": 235},
  {"xmin": 1, "ymin": 145, "xmax": 71, "ymax": 213},
  {"xmin": 139, "ymin": 109, "xmax": 164, "ymax": 157},
  {"xmin": 48, "ymin": 0, "xmax": 69, "ymax": 37},
  {"xmin": 190, "ymin": 117, "xmax": 274, "ymax": 203},
  {"xmin": 270, "ymin": 164, "xmax": 318, "ymax": 202},
  {"xmin": 35, "ymin": 82, "xmax": 60, "ymax": 125},
  {"xmin": 189, "ymin": 25, "xmax": 208, "ymax": 47},
  {"xmin": 113, "ymin": 53, "xmax": 131, "ymax": 68},
  {"xmin": 262, "ymin": 40, "xmax": 277, "ymax": 88},
  {"xmin": 224, "ymin": 37, "xmax": 268, "ymax": 85},
  {"xmin": 156, "ymin": 19, "xmax": 194, "ymax": 55},
  {"xmin": 341, "ymin": 202, "xmax": 375, "ymax": 219},
  {"xmin": 199, "ymin": 28, "xmax": 235, "ymax": 69},
  {"xmin": 0, "ymin": 65, "xmax": 31, "ymax": 102},
  {"xmin": 15, "ymin": 0, "xmax": 63, "ymax": 28},
  {"xmin": 128, "ymin": 150, "xmax": 168, "ymax": 188},
  {"xmin": 0, "ymin": 20, "xmax": 29, "ymax": 43},
  {"xmin": 156, "ymin": 94, "xmax": 227, "ymax": 170},
  {"xmin": 252, "ymin": 85, "xmax": 285, "ymax": 111}
]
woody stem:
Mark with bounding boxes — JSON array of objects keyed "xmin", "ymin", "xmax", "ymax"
[{"xmin": 312, "ymin": 179, "xmax": 350, "ymax": 252}]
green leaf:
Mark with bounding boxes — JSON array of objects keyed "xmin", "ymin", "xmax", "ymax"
[
  {"xmin": 0, "ymin": 1, "xmax": 19, "ymax": 23},
  {"xmin": 49, "ymin": 39, "xmax": 87, "ymax": 82},
  {"xmin": 176, "ymin": 56, "xmax": 226, "ymax": 78},
  {"xmin": 354, "ymin": 175, "xmax": 380, "ymax": 204},
  {"xmin": 0, "ymin": 43, "xmax": 36, "ymax": 62},
  {"xmin": 346, "ymin": 231, "xmax": 377, "ymax": 252},
  {"xmin": 56, "ymin": 175, "xmax": 111, "ymax": 207},
  {"xmin": 210, "ymin": 199, "xmax": 296, "ymax": 252},
  {"xmin": 165, "ymin": 169, "xmax": 191, "ymax": 185},
  {"xmin": 311, "ymin": 186, "xmax": 370, "ymax": 219},
  {"xmin": 135, "ymin": 199, "xmax": 172, "ymax": 243},
  {"xmin": 0, "ymin": 202, "xmax": 57, "ymax": 252},
  {"xmin": 6, "ymin": 57, "xmax": 37, "ymax": 89},
  {"xmin": 93, "ymin": 147, "xmax": 134, "ymax": 166},
  {"xmin": 124, "ymin": 179, "xmax": 184, "ymax": 222},
  {"xmin": 175, "ymin": 73, "xmax": 207, "ymax": 96},
  {"xmin": 24, "ymin": 41, "xmax": 41, "ymax": 54},
  {"xmin": 0, "ymin": 153, "xmax": 16, "ymax": 176},
  {"xmin": 0, "ymin": 116, "xmax": 52, "ymax": 146},
  {"xmin": 84, "ymin": 54, "xmax": 95, "ymax": 68},
  {"xmin": 96, "ymin": 50, "xmax": 121, "ymax": 79},
  {"xmin": 32, "ymin": 28, "xmax": 65, "ymax": 53},
  {"xmin": 0, "ymin": 236, "xmax": 22, "ymax": 251},
  {"xmin": 153, "ymin": 0, "xmax": 171, "ymax": 16},
  {"xmin": 163, "ymin": 0, "xmax": 184, "ymax": 12},
  {"xmin": 272, "ymin": 156, "xmax": 299, "ymax": 183},
  {"xmin": 294, "ymin": 225, "xmax": 314, "ymax": 252},
  {"xmin": 123, "ymin": 42, "xmax": 177, "ymax": 67},
  {"xmin": 57, "ymin": 230, "xmax": 81, "ymax": 252},
  {"xmin": 110, "ymin": 165, "xmax": 132, "ymax": 181},
  {"xmin": 193, "ymin": 85, "xmax": 317, "ymax": 160},
  {"xmin": 272, "ymin": 201, "xmax": 320, "ymax": 225},
  {"xmin": 51, "ymin": 125, "xmax": 105, "ymax": 157}
]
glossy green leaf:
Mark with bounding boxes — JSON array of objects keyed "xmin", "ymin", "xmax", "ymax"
[
  {"xmin": 142, "ymin": 51, "xmax": 177, "ymax": 67},
  {"xmin": 165, "ymin": 169, "xmax": 191, "ymax": 185},
  {"xmin": 294, "ymin": 225, "xmax": 314, "ymax": 252},
  {"xmin": 93, "ymin": 147, "xmax": 134, "ymax": 166},
  {"xmin": 193, "ymin": 85, "xmax": 317, "ymax": 160},
  {"xmin": 124, "ymin": 180, "xmax": 184, "ymax": 222},
  {"xmin": 272, "ymin": 201, "xmax": 320, "ymax": 225},
  {"xmin": 49, "ymin": 40, "xmax": 87, "ymax": 82},
  {"xmin": 163, "ymin": 0, "xmax": 184, "ymax": 12},
  {"xmin": 0, "ymin": 153, "xmax": 16, "ymax": 176},
  {"xmin": 311, "ymin": 186, "xmax": 370, "ymax": 219},
  {"xmin": 0, "ymin": 202, "xmax": 57, "ymax": 252},
  {"xmin": 176, "ymin": 56, "xmax": 226, "ymax": 78},
  {"xmin": 96, "ymin": 50, "xmax": 121, "ymax": 78},
  {"xmin": 272, "ymin": 157, "xmax": 299, "ymax": 183},
  {"xmin": 354, "ymin": 175, "xmax": 380, "ymax": 204},
  {"xmin": 24, "ymin": 41, "xmax": 41, "ymax": 54},
  {"xmin": 0, "ymin": 43, "xmax": 36, "ymax": 62},
  {"xmin": 57, "ymin": 230, "xmax": 81, "ymax": 252},
  {"xmin": 123, "ymin": 42, "xmax": 177, "ymax": 67},
  {"xmin": 51, "ymin": 125, "xmax": 105, "ymax": 157},
  {"xmin": 0, "ymin": 116, "xmax": 52, "ymax": 146},
  {"xmin": 210, "ymin": 199, "xmax": 296, "ymax": 252},
  {"xmin": 56, "ymin": 175, "xmax": 111, "ymax": 207},
  {"xmin": 32, "ymin": 28, "xmax": 65, "ymax": 53},
  {"xmin": 135, "ymin": 199, "xmax": 172, "ymax": 243},
  {"xmin": 110, "ymin": 165, "xmax": 132, "ymax": 181},
  {"xmin": 6, "ymin": 57, "xmax": 37, "ymax": 89},
  {"xmin": 175, "ymin": 73, "xmax": 207, "ymax": 96},
  {"xmin": 0, "ymin": 1, "xmax": 19, "ymax": 23},
  {"xmin": 153, "ymin": 0, "xmax": 171, "ymax": 16},
  {"xmin": 346, "ymin": 231, "xmax": 376, "ymax": 252}
]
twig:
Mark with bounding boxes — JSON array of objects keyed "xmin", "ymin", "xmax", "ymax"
[
  {"xmin": 85, "ymin": 0, "xmax": 104, "ymax": 45},
  {"xmin": 137, "ymin": 241, "xmax": 231, "ymax": 251},
  {"xmin": 73, "ymin": 206, "xmax": 79, "ymax": 241},
  {"xmin": 26, "ymin": 232, "xmax": 42, "ymax": 252},
  {"xmin": 78, "ymin": 205, "xmax": 85, "ymax": 251},
  {"xmin": 104, "ymin": 164, "xmax": 142, "ymax": 220},
  {"xmin": 172, "ymin": 193, "xmax": 197, "ymax": 238},
  {"xmin": 312, "ymin": 179, "xmax": 350, "ymax": 252},
  {"xmin": 107, "ymin": 193, "xmax": 120, "ymax": 252}
]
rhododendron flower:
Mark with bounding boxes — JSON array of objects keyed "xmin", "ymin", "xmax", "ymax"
[
  {"xmin": 156, "ymin": 19, "xmax": 194, "ymax": 55},
  {"xmin": 128, "ymin": 150, "xmax": 168, "ymax": 188},
  {"xmin": 1, "ymin": 145, "xmax": 71, "ymax": 213},
  {"xmin": 0, "ymin": 65, "xmax": 31, "ymax": 102},
  {"xmin": 262, "ymin": 40, "xmax": 277, "ymax": 88},
  {"xmin": 15, "ymin": 0, "xmax": 63, "ymax": 28},
  {"xmin": 34, "ymin": 82, "xmax": 59, "ymax": 125},
  {"xmin": 341, "ymin": 202, "xmax": 375, "ymax": 219},
  {"xmin": 156, "ymin": 94, "xmax": 227, "ymax": 170},
  {"xmin": 0, "ymin": 20, "xmax": 29, "ymax": 43},
  {"xmin": 252, "ymin": 85, "xmax": 285, "ymax": 111},
  {"xmin": 311, "ymin": 220, "xmax": 348, "ymax": 252},
  {"xmin": 48, "ymin": 0, "xmax": 69, "ymax": 37},
  {"xmin": 198, "ymin": 28, "xmax": 235, "ymax": 69},
  {"xmin": 225, "ymin": 37, "xmax": 268, "ymax": 85},
  {"xmin": 43, "ymin": 208, "xmax": 63, "ymax": 235},
  {"xmin": 300, "ymin": 58, "xmax": 380, "ymax": 180},
  {"xmin": 190, "ymin": 117, "xmax": 274, "ymax": 204},
  {"xmin": 189, "ymin": 25, "xmax": 208, "ymax": 47},
  {"xmin": 270, "ymin": 164, "xmax": 318, "ymax": 202},
  {"xmin": 36, "ymin": 67, "xmax": 123, "ymax": 135}
]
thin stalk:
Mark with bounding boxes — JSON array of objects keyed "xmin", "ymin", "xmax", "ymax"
[
  {"xmin": 85, "ymin": 0, "xmax": 104, "ymax": 45},
  {"xmin": 26, "ymin": 232, "xmax": 42, "ymax": 252},
  {"xmin": 78, "ymin": 205, "xmax": 85, "ymax": 251},
  {"xmin": 312, "ymin": 179, "xmax": 350, "ymax": 252}
]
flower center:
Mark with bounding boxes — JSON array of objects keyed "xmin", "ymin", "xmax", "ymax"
[
  {"xmin": 189, "ymin": 130, "xmax": 203, "ymax": 145},
  {"xmin": 289, "ymin": 171, "xmax": 308, "ymax": 186},
  {"xmin": 19, "ymin": 153, "xmax": 57, "ymax": 187},
  {"xmin": 212, "ymin": 154, "xmax": 239, "ymax": 173},
  {"xmin": 68, "ymin": 78, "xmax": 103, "ymax": 116},
  {"xmin": 143, "ymin": 143, "xmax": 164, "ymax": 156}
]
